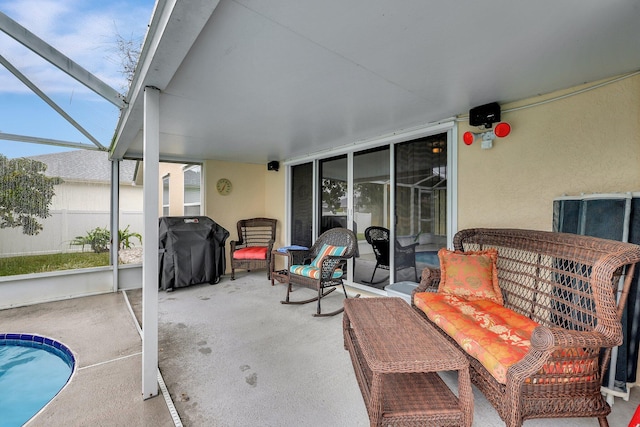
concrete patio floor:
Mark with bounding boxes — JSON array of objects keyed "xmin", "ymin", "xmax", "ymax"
[{"xmin": 1, "ymin": 271, "xmax": 639, "ymax": 426}]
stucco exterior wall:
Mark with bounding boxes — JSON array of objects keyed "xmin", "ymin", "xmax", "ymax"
[
  {"xmin": 204, "ymin": 160, "xmax": 286, "ymax": 271},
  {"xmin": 159, "ymin": 162, "xmax": 186, "ymax": 216},
  {"xmin": 200, "ymin": 73, "xmax": 640, "ymax": 259},
  {"xmin": 457, "ymin": 74, "xmax": 640, "ymax": 231}
]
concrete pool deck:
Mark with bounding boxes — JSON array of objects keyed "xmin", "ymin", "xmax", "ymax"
[
  {"xmin": 1, "ymin": 271, "xmax": 638, "ymax": 426},
  {"xmin": 0, "ymin": 291, "xmax": 173, "ymax": 426}
]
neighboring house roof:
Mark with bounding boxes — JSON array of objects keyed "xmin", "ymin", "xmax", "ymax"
[{"xmin": 28, "ymin": 150, "xmax": 137, "ymax": 183}]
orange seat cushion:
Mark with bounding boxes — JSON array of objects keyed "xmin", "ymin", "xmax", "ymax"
[
  {"xmin": 437, "ymin": 248, "xmax": 503, "ymax": 305},
  {"xmin": 414, "ymin": 292, "xmax": 537, "ymax": 384},
  {"xmin": 233, "ymin": 247, "xmax": 268, "ymax": 260}
]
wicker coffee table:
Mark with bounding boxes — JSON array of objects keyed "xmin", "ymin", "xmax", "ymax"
[{"xmin": 343, "ymin": 297, "xmax": 473, "ymax": 427}]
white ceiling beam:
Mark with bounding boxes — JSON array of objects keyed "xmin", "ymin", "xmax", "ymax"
[
  {"xmin": 0, "ymin": 54, "xmax": 106, "ymax": 150},
  {"xmin": 0, "ymin": 11, "xmax": 125, "ymax": 108}
]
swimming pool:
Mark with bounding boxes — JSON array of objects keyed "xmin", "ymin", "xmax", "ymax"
[
  {"xmin": 415, "ymin": 250, "xmax": 440, "ymax": 266},
  {"xmin": 0, "ymin": 334, "xmax": 75, "ymax": 427}
]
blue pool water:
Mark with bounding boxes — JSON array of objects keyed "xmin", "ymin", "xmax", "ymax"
[
  {"xmin": 415, "ymin": 251, "xmax": 440, "ymax": 266},
  {"xmin": 0, "ymin": 334, "xmax": 75, "ymax": 427}
]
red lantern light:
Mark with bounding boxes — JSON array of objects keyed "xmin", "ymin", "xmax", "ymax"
[
  {"xmin": 463, "ymin": 131, "xmax": 475, "ymax": 145},
  {"xmin": 494, "ymin": 122, "xmax": 511, "ymax": 138}
]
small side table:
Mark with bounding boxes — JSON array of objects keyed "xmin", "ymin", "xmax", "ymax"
[{"xmin": 270, "ymin": 250, "xmax": 290, "ymax": 286}]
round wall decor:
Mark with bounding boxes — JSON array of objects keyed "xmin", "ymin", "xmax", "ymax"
[{"xmin": 216, "ymin": 178, "xmax": 232, "ymax": 195}]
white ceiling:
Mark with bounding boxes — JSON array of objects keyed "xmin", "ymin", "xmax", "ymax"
[{"xmin": 112, "ymin": 0, "xmax": 640, "ymax": 164}]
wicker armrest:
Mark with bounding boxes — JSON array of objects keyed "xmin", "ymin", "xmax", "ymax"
[
  {"xmin": 287, "ymin": 249, "xmax": 311, "ymax": 265},
  {"xmin": 319, "ymin": 255, "xmax": 349, "ymax": 279},
  {"xmin": 506, "ymin": 325, "xmax": 614, "ymax": 386},
  {"xmin": 230, "ymin": 240, "xmax": 242, "ymax": 251},
  {"xmin": 415, "ymin": 267, "xmax": 440, "ymax": 293},
  {"xmin": 530, "ymin": 326, "xmax": 616, "ymax": 352},
  {"xmin": 412, "ymin": 268, "xmax": 440, "ymax": 307},
  {"xmin": 397, "ymin": 241, "xmax": 419, "ymax": 253},
  {"xmin": 319, "ymin": 254, "xmax": 349, "ymax": 266}
]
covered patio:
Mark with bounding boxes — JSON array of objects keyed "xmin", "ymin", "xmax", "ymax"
[
  {"xmin": 108, "ymin": 1, "xmax": 640, "ymax": 403},
  {"xmin": 2, "ymin": 0, "xmax": 640, "ymax": 425},
  {"xmin": 2, "ymin": 272, "xmax": 638, "ymax": 426}
]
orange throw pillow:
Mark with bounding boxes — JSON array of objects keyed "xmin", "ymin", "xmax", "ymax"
[{"xmin": 437, "ymin": 248, "xmax": 503, "ymax": 305}]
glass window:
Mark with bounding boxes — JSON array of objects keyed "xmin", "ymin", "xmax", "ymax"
[
  {"xmin": 395, "ymin": 133, "xmax": 447, "ymax": 280},
  {"xmin": 319, "ymin": 155, "xmax": 348, "ymax": 234},
  {"xmin": 290, "ymin": 162, "xmax": 313, "ymax": 248},
  {"xmin": 183, "ymin": 165, "xmax": 201, "ymax": 216},
  {"xmin": 354, "ymin": 147, "xmax": 390, "ymax": 287},
  {"xmin": 162, "ymin": 175, "xmax": 170, "ymax": 216}
]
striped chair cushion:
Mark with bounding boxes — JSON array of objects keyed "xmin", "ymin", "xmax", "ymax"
[
  {"xmin": 310, "ymin": 244, "xmax": 347, "ymax": 267},
  {"xmin": 289, "ymin": 265, "xmax": 343, "ymax": 279},
  {"xmin": 289, "ymin": 244, "xmax": 347, "ymax": 279}
]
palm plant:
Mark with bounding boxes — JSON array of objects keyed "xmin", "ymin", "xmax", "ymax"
[
  {"xmin": 118, "ymin": 225, "xmax": 142, "ymax": 249},
  {"xmin": 70, "ymin": 225, "xmax": 142, "ymax": 253}
]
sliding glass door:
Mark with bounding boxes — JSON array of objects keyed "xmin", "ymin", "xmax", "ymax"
[
  {"xmin": 290, "ymin": 162, "xmax": 313, "ymax": 248},
  {"xmin": 353, "ymin": 147, "xmax": 390, "ymax": 287},
  {"xmin": 395, "ymin": 134, "xmax": 447, "ymax": 281},
  {"xmin": 288, "ymin": 127, "xmax": 451, "ymax": 292},
  {"xmin": 319, "ymin": 155, "xmax": 348, "ymax": 234}
]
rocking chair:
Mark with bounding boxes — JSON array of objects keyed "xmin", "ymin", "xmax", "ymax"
[
  {"xmin": 281, "ymin": 228, "xmax": 358, "ymax": 317},
  {"xmin": 364, "ymin": 226, "xmax": 418, "ymax": 284}
]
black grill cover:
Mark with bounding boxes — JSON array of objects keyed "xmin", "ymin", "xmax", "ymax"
[{"xmin": 159, "ymin": 216, "xmax": 230, "ymax": 290}]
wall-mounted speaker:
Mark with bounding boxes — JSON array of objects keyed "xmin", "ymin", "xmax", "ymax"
[
  {"xmin": 267, "ymin": 161, "xmax": 280, "ymax": 171},
  {"xmin": 469, "ymin": 102, "xmax": 501, "ymax": 128}
]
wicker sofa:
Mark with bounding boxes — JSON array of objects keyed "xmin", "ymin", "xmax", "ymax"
[{"xmin": 411, "ymin": 228, "xmax": 640, "ymax": 427}]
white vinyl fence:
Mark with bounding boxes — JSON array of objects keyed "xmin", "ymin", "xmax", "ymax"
[{"xmin": 0, "ymin": 210, "xmax": 143, "ymax": 257}]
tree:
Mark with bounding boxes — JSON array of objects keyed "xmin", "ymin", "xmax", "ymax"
[
  {"xmin": 355, "ymin": 182, "xmax": 384, "ymax": 211},
  {"xmin": 0, "ymin": 154, "xmax": 62, "ymax": 235},
  {"xmin": 322, "ymin": 179, "xmax": 346, "ymax": 213},
  {"xmin": 106, "ymin": 26, "xmax": 143, "ymax": 91}
]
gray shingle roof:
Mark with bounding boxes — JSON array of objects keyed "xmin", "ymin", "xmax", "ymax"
[{"xmin": 28, "ymin": 150, "xmax": 137, "ymax": 183}]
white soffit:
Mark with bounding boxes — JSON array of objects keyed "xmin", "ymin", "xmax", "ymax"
[{"xmin": 112, "ymin": 0, "xmax": 640, "ymax": 163}]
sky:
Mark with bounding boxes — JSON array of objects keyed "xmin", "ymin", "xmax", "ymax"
[{"xmin": 0, "ymin": 0, "xmax": 156, "ymax": 158}]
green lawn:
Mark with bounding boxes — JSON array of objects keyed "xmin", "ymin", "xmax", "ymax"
[{"xmin": 0, "ymin": 252, "xmax": 110, "ymax": 276}]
